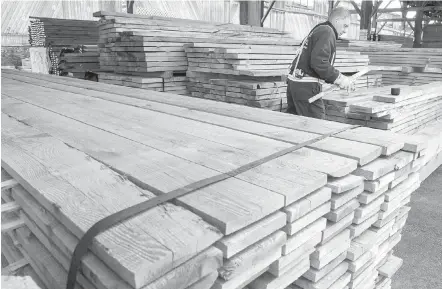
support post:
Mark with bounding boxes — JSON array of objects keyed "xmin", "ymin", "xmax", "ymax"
[
  {"xmin": 360, "ymin": 0, "xmax": 373, "ymax": 40},
  {"xmin": 414, "ymin": 10, "xmax": 423, "ymax": 47},
  {"xmin": 127, "ymin": 0, "xmax": 134, "ymax": 14}
]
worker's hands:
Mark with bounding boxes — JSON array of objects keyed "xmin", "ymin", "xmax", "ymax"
[{"xmin": 334, "ymin": 74, "xmax": 355, "ymax": 92}]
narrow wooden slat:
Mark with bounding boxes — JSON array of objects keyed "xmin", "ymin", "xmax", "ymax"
[
  {"xmin": 2, "ymin": 259, "xmax": 29, "ymax": 275},
  {"xmin": 1, "ymin": 179, "xmax": 19, "ymax": 191},
  {"xmin": 1, "ymin": 201, "xmax": 20, "ymax": 213},
  {"xmin": 1, "ymin": 217, "xmax": 25, "ymax": 232}
]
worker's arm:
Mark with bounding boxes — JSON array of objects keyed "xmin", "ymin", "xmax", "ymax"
[{"xmin": 309, "ymin": 26, "xmax": 340, "ymax": 84}]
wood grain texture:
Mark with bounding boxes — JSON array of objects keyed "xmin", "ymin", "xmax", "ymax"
[
  {"xmin": 284, "ymin": 202, "xmax": 331, "ymax": 236},
  {"xmin": 326, "ymin": 175, "xmax": 364, "ymax": 194},
  {"xmin": 216, "ymin": 211, "xmax": 286, "ymax": 259},
  {"xmin": 331, "ymin": 184, "xmax": 364, "ymax": 210},
  {"xmin": 283, "ymin": 218, "xmax": 327, "ymax": 256},
  {"xmin": 218, "ymin": 231, "xmax": 286, "ymax": 281},
  {"xmin": 283, "ymin": 187, "xmax": 332, "ymax": 223},
  {"xmin": 353, "ymin": 151, "xmax": 415, "ymax": 180},
  {"xmin": 1, "ymin": 115, "xmax": 222, "ymax": 288}
]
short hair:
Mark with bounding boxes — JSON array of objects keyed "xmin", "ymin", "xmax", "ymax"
[{"xmin": 328, "ymin": 7, "xmax": 350, "ymax": 21}]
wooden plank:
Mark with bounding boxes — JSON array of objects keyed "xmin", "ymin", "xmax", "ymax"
[
  {"xmin": 1, "ymin": 179, "xmax": 19, "ymax": 191},
  {"xmin": 248, "ymin": 257, "xmax": 310, "ymax": 289},
  {"xmin": 303, "ymin": 252, "xmax": 347, "ymax": 282},
  {"xmin": 283, "ymin": 218, "xmax": 327, "ymax": 255},
  {"xmin": 1, "ymin": 115, "xmax": 222, "ymax": 288},
  {"xmin": 326, "ymin": 175, "xmax": 364, "ymax": 194},
  {"xmin": 218, "ymin": 231, "xmax": 286, "ymax": 281},
  {"xmin": 321, "ymin": 211, "xmax": 355, "ymax": 244},
  {"xmin": 1, "ymin": 201, "xmax": 20, "ymax": 214},
  {"xmin": 283, "ymin": 187, "xmax": 332, "ymax": 223},
  {"xmin": 3, "ymin": 70, "xmax": 351, "ymax": 136},
  {"xmin": 1, "ymin": 217, "xmax": 25, "ymax": 232},
  {"xmin": 215, "ymin": 211, "xmax": 286, "ymax": 259},
  {"xmin": 325, "ymin": 199, "xmax": 360, "ymax": 223},
  {"xmin": 330, "ymin": 184, "xmax": 364, "ymax": 210},
  {"xmin": 285, "ymin": 202, "xmax": 331, "ymax": 235},
  {"xmin": 295, "ymin": 261, "xmax": 349, "ymax": 289},
  {"xmin": 2, "ymin": 258, "xmax": 29, "ymax": 275},
  {"xmin": 353, "ymin": 151, "xmax": 415, "ymax": 180}
]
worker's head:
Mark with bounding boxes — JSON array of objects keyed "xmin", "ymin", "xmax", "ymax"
[{"xmin": 328, "ymin": 7, "xmax": 351, "ymax": 37}]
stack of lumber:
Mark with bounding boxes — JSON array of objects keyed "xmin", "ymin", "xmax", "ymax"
[
  {"xmin": 94, "ymin": 11, "xmax": 297, "ymax": 74},
  {"xmin": 338, "ymin": 46, "xmax": 442, "ymax": 70},
  {"xmin": 29, "ymin": 17, "xmax": 99, "ymax": 75},
  {"xmin": 97, "ymin": 72, "xmax": 189, "ymax": 95},
  {"xmin": 381, "ymin": 71, "xmax": 442, "ymax": 86},
  {"xmin": 337, "ymin": 40, "xmax": 402, "ymax": 50},
  {"xmin": 322, "ymin": 82, "xmax": 442, "ymax": 133},
  {"xmin": 423, "ymin": 24, "xmax": 442, "ymax": 48},
  {"xmin": 352, "ymin": 73, "xmax": 383, "ymax": 89},
  {"xmin": 377, "ymin": 35, "xmax": 414, "ymax": 48},
  {"xmin": 93, "ymin": 11, "xmax": 299, "ymax": 109},
  {"xmin": 59, "ymin": 52, "xmax": 100, "ymax": 78},
  {"xmin": 2, "ymin": 69, "xmax": 438, "ymax": 289},
  {"xmin": 335, "ymin": 50, "xmax": 369, "ymax": 73}
]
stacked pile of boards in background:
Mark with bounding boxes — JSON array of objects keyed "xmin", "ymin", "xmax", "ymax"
[
  {"xmin": 2, "ymin": 69, "xmax": 441, "ymax": 289},
  {"xmin": 337, "ymin": 40, "xmax": 402, "ymax": 50},
  {"xmin": 28, "ymin": 17, "xmax": 98, "ymax": 75},
  {"xmin": 334, "ymin": 50, "xmax": 370, "ymax": 73},
  {"xmin": 360, "ymin": 48, "xmax": 442, "ymax": 69},
  {"xmin": 423, "ymin": 24, "xmax": 442, "ymax": 48},
  {"xmin": 93, "ymin": 11, "xmax": 299, "ymax": 103},
  {"xmin": 58, "ymin": 47, "xmax": 100, "ymax": 78},
  {"xmin": 184, "ymin": 42, "xmax": 298, "ymax": 111},
  {"xmin": 381, "ymin": 70, "xmax": 442, "ymax": 86},
  {"xmin": 377, "ymin": 35, "xmax": 414, "ymax": 48},
  {"xmin": 322, "ymin": 82, "xmax": 442, "ymax": 134}
]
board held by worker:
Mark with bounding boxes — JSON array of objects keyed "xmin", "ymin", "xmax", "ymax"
[{"xmin": 286, "ymin": 7, "xmax": 354, "ymax": 118}]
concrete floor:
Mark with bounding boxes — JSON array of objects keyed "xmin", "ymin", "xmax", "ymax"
[{"xmin": 392, "ymin": 166, "xmax": 442, "ymax": 289}]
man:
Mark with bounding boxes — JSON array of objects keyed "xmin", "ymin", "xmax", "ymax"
[{"xmin": 286, "ymin": 7, "xmax": 353, "ymax": 118}]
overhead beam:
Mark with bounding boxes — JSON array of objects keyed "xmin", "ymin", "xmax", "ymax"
[
  {"xmin": 377, "ymin": 22, "xmax": 388, "ymax": 34},
  {"xmin": 351, "ymin": 5, "xmax": 442, "ymax": 14},
  {"xmin": 334, "ymin": 1, "xmax": 341, "ymax": 8},
  {"xmin": 350, "ymin": 1, "xmax": 361, "ymax": 17},
  {"xmin": 371, "ymin": 1, "xmax": 383, "ymax": 17},
  {"xmin": 261, "ymin": 0, "xmax": 276, "ymax": 25},
  {"xmin": 377, "ymin": 17, "xmax": 440, "ymax": 22}
]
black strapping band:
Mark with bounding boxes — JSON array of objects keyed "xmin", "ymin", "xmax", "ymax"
[{"xmin": 65, "ymin": 124, "xmax": 359, "ymax": 289}]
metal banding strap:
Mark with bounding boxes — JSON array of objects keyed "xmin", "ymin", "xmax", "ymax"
[{"xmin": 65, "ymin": 124, "xmax": 360, "ymax": 289}]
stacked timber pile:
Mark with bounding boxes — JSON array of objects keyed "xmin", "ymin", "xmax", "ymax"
[
  {"xmin": 97, "ymin": 72, "xmax": 188, "ymax": 95},
  {"xmin": 423, "ymin": 24, "xmax": 442, "ymax": 48},
  {"xmin": 2, "ymin": 69, "xmax": 439, "ymax": 289},
  {"xmin": 377, "ymin": 35, "xmax": 414, "ymax": 48},
  {"xmin": 382, "ymin": 71, "xmax": 442, "ymax": 86},
  {"xmin": 28, "ymin": 17, "xmax": 99, "ymax": 75},
  {"xmin": 337, "ymin": 39, "xmax": 402, "ymax": 50},
  {"xmin": 322, "ymin": 82, "xmax": 442, "ymax": 134},
  {"xmin": 184, "ymin": 43, "xmax": 299, "ymax": 111},
  {"xmin": 335, "ymin": 50, "xmax": 370, "ymax": 73},
  {"xmin": 94, "ymin": 11, "xmax": 299, "ymax": 102},
  {"xmin": 58, "ymin": 52, "xmax": 100, "ymax": 78},
  {"xmin": 1, "ymin": 275, "xmax": 42, "ymax": 289}
]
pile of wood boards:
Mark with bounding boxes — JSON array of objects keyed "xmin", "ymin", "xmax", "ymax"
[
  {"xmin": 97, "ymin": 72, "xmax": 189, "ymax": 95},
  {"xmin": 335, "ymin": 50, "xmax": 369, "ymax": 73},
  {"xmin": 59, "ymin": 52, "xmax": 100, "ymax": 78},
  {"xmin": 340, "ymin": 46, "xmax": 442, "ymax": 70},
  {"xmin": 352, "ymin": 73, "xmax": 383, "ymax": 89},
  {"xmin": 337, "ymin": 39, "xmax": 402, "ymax": 50},
  {"xmin": 184, "ymin": 42, "xmax": 298, "ymax": 111},
  {"xmin": 322, "ymin": 82, "xmax": 442, "ymax": 134},
  {"xmin": 28, "ymin": 17, "xmax": 99, "ymax": 75},
  {"xmin": 423, "ymin": 24, "xmax": 442, "ymax": 48},
  {"xmin": 382, "ymin": 71, "xmax": 442, "ymax": 86},
  {"xmin": 93, "ymin": 11, "xmax": 299, "ymax": 107},
  {"xmin": 2, "ymin": 69, "xmax": 439, "ymax": 289}
]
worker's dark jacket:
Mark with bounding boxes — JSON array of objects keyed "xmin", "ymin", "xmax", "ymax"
[{"xmin": 289, "ymin": 21, "xmax": 340, "ymax": 84}]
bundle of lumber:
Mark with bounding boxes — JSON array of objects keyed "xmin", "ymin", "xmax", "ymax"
[
  {"xmin": 337, "ymin": 40, "xmax": 402, "ymax": 50},
  {"xmin": 94, "ymin": 11, "xmax": 297, "ymax": 74},
  {"xmin": 377, "ymin": 35, "xmax": 414, "ymax": 48},
  {"xmin": 29, "ymin": 17, "xmax": 98, "ymax": 47},
  {"xmin": 97, "ymin": 72, "xmax": 189, "ymax": 95},
  {"xmin": 352, "ymin": 73, "xmax": 383, "ymax": 89},
  {"xmin": 339, "ymin": 47, "xmax": 442, "ymax": 70},
  {"xmin": 59, "ymin": 52, "xmax": 100, "ymax": 78},
  {"xmin": 184, "ymin": 42, "xmax": 299, "ymax": 111},
  {"xmin": 28, "ymin": 17, "xmax": 99, "ymax": 75},
  {"xmin": 322, "ymin": 83, "xmax": 442, "ymax": 134},
  {"xmin": 1, "ymin": 275, "xmax": 42, "ymax": 289},
  {"xmin": 2, "ymin": 69, "xmax": 438, "ymax": 289},
  {"xmin": 381, "ymin": 71, "xmax": 442, "ymax": 86},
  {"xmin": 187, "ymin": 71, "xmax": 287, "ymax": 111},
  {"xmin": 335, "ymin": 50, "xmax": 369, "ymax": 73},
  {"xmin": 423, "ymin": 24, "xmax": 442, "ymax": 48}
]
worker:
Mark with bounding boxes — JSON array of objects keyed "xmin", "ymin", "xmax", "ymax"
[{"xmin": 286, "ymin": 7, "xmax": 354, "ymax": 118}]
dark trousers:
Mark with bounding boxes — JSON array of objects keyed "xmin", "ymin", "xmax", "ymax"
[{"xmin": 286, "ymin": 79, "xmax": 326, "ymax": 119}]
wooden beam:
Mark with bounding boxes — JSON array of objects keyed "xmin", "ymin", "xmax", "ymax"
[
  {"xmin": 377, "ymin": 17, "xmax": 440, "ymax": 22},
  {"xmin": 1, "ymin": 179, "xmax": 19, "ymax": 191},
  {"xmin": 350, "ymin": 1, "xmax": 362, "ymax": 17},
  {"xmin": 2, "ymin": 218, "xmax": 25, "ymax": 233},
  {"xmin": 351, "ymin": 5, "xmax": 442, "ymax": 14},
  {"xmin": 261, "ymin": 0, "xmax": 276, "ymax": 25},
  {"xmin": 2, "ymin": 259, "xmax": 29, "ymax": 275},
  {"xmin": 1, "ymin": 201, "xmax": 20, "ymax": 214},
  {"xmin": 371, "ymin": 1, "xmax": 383, "ymax": 17},
  {"xmin": 127, "ymin": 0, "xmax": 134, "ymax": 14},
  {"xmin": 334, "ymin": 1, "xmax": 341, "ymax": 8},
  {"xmin": 377, "ymin": 22, "xmax": 388, "ymax": 34}
]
